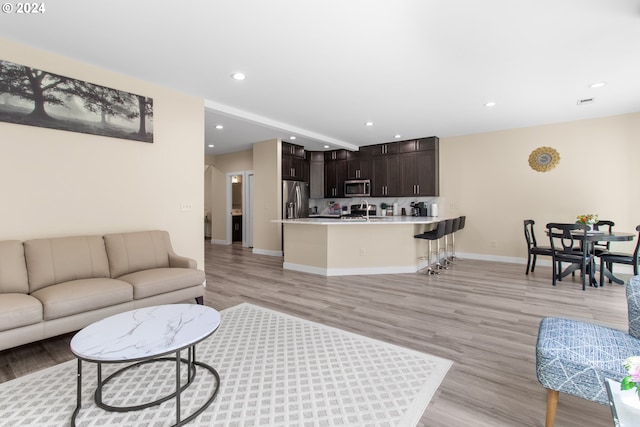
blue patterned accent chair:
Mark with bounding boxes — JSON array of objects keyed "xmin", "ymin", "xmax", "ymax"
[{"xmin": 536, "ymin": 275, "xmax": 640, "ymax": 427}]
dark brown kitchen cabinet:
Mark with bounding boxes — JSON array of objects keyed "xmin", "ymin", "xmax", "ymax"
[
  {"xmin": 346, "ymin": 148, "xmax": 371, "ymax": 179},
  {"xmin": 369, "ymin": 142, "xmax": 398, "ymax": 156},
  {"xmin": 307, "ymin": 151, "xmax": 324, "ymax": 198},
  {"xmin": 282, "ymin": 142, "xmax": 306, "ymax": 180},
  {"xmin": 371, "ymin": 154, "xmax": 399, "ymax": 197},
  {"xmin": 324, "ymin": 150, "xmax": 347, "ymax": 197},
  {"xmin": 399, "ymin": 146, "xmax": 439, "ymax": 196},
  {"xmin": 232, "ymin": 215, "xmax": 242, "ymax": 242},
  {"xmin": 282, "ymin": 141, "xmax": 305, "ymax": 158}
]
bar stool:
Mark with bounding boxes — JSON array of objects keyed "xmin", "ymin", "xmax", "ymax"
[
  {"xmin": 414, "ymin": 221, "xmax": 446, "ymax": 274},
  {"xmin": 450, "ymin": 215, "xmax": 465, "ymax": 262},
  {"xmin": 445, "ymin": 217, "xmax": 460, "ymax": 265},
  {"xmin": 440, "ymin": 219, "xmax": 454, "ymax": 269}
]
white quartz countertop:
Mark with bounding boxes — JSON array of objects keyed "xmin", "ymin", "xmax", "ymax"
[{"xmin": 275, "ymin": 216, "xmax": 448, "ymax": 225}]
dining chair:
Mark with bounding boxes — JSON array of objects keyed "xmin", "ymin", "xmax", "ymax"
[
  {"xmin": 546, "ymin": 222, "xmax": 594, "ymax": 290},
  {"xmin": 524, "ymin": 219, "xmax": 553, "ymax": 275},
  {"xmin": 598, "ymin": 225, "xmax": 640, "ymax": 286},
  {"xmin": 592, "ymin": 220, "xmax": 615, "ymax": 256}
]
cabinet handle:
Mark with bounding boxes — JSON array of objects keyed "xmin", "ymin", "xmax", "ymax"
[{"xmin": 416, "ymin": 184, "xmax": 420, "ymax": 194}]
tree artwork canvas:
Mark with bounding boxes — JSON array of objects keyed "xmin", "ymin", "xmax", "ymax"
[{"xmin": 0, "ymin": 59, "xmax": 153, "ymax": 143}]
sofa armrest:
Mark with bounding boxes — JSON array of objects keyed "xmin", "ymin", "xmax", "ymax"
[{"xmin": 168, "ymin": 253, "xmax": 197, "ymax": 269}]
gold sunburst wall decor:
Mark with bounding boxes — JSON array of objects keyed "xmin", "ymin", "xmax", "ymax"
[{"xmin": 528, "ymin": 146, "xmax": 560, "ymax": 172}]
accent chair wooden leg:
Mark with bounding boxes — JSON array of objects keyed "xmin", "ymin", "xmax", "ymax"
[
  {"xmin": 546, "ymin": 389, "xmax": 559, "ymax": 427},
  {"xmin": 195, "ymin": 296, "xmax": 204, "ymax": 305}
]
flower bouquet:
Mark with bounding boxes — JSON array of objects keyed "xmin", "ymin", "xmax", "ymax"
[
  {"xmin": 621, "ymin": 356, "xmax": 640, "ymax": 399},
  {"xmin": 576, "ymin": 214, "xmax": 598, "ymax": 225}
]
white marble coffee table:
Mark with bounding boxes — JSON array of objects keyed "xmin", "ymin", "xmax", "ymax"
[{"xmin": 70, "ymin": 304, "xmax": 221, "ymax": 426}]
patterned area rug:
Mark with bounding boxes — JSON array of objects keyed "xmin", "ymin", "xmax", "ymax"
[{"xmin": 0, "ymin": 303, "xmax": 451, "ymax": 426}]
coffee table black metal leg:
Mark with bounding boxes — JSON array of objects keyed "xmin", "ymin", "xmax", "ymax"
[
  {"xmin": 176, "ymin": 349, "xmax": 181, "ymax": 425},
  {"xmin": 71, "ymin": 359, "xmax": 82, "ymax": 426}
]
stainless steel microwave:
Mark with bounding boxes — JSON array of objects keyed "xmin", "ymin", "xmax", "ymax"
[{"xmin": 344, "ymin": 179, "xmax": 371, "ymax": 197}]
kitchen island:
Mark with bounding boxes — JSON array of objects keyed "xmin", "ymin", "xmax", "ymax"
[{"xmin": 276, "ymin": 216, "xmax": 448, "ymax": 276}]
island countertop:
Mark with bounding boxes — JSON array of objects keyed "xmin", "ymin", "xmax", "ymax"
[{"xmin": 275, "ymin": 216, "xmax": 446, "ymax": 225}]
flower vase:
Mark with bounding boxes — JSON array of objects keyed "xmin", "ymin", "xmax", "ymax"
[{"xmin": 621, "ymin": 388, "xmax": 640, "ymax": 411}]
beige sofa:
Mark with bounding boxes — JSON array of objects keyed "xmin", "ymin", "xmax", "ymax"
[{"xmin": 0, "ymin": 230, "xmax": 205, "ymax": 351}]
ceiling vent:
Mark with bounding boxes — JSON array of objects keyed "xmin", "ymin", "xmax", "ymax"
[{"xmin": 577, "ymin": 97, "xmax": 595, "ymax": 106}]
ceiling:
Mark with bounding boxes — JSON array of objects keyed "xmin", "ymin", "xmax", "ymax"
[{"xmin": 2, "ymin": 0, "xmax": 640, "ymax": 155}]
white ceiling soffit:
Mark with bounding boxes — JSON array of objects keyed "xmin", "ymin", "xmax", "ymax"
[{"xmin": 204, "ymin": 100, "xmax": 358, "ymax": 155}]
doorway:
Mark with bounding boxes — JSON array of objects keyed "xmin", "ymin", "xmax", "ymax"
[{"xmin": 226, "ymin": 170, "xmax": 254, "ymax": 247}]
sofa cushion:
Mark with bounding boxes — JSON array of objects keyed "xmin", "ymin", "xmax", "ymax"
[
  {"xmin": 0, "ymin": 241, "xmax": 29, "ymax": 294},
  {"xmin": 104, "ymin": 231, "xmax": 175, "ymax": 278},
  {"xmin": 118, "ymin": 268, "xmax": 205, "ymax": 300},
  {"xmin": 24, "ymin": 236, "xmax": 110, "ymax": 293},
  {"xmin": 0, "ymin": 294, "xmax": 42, "ymax": 331},
  {"xmin": 30, "ymin": 278, "xmax": 133, "ymax": 321}
]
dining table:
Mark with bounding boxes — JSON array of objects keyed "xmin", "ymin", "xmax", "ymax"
[{"xmin": 556, "ymin": 230, "xmax": 635, "ymax": 286}]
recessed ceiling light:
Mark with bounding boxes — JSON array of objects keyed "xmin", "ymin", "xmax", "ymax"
[
  {"xmin": 208, "ymin": 144, "xmax": 214, "ymax": 148},
  {"xmin": 394, "ymin": 134, "xmax": 401, "ymax": 139},
  {"xmin": 484, "ymin": 101, "xmax": 496, "ymax": 107},
  {"xmin": 289, "ymin": 136, "xmax": 296, "ymax": 140},
  {"xmin": 589, "ymin": 82, "xmax": 606, "ymax": 88},
  {"xmin": 215, "ymin": 124, "xmax": 223, "ymax": 130},
  {"xmin": 324, "ymin": 145, "xmax": 330, "ymax": 149},
  {"xmin": 231, "ymin": 72, "xmax": 246, "ymax": 80},
  {"xmin": 365, "ymin": 121, "xmax": 374, "ymax": 126}
]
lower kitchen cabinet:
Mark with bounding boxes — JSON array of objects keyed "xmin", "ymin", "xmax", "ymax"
[{"xmin": 232, "ymin": 215, "xmax": 242, "ymax": 242}]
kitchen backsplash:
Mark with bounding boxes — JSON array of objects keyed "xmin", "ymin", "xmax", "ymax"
[{"xmin": 311, "ymin": 196, "xmax": 441, "ymax": 216}]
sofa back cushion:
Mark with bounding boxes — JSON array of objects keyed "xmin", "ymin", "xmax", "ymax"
[
  {"xmin": 0, "ymin": 241, "xmax": 29, "ymax": 294},
  {"xmin": 103, "ymin": 230, "xmax": 172, "ymax": 278},
  {"xmin": 24, "ymin": 236, "xmax": 110, "ymax": 293}
]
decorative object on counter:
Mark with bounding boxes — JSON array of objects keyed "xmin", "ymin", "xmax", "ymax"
[
  {"xmin": 431, "ymin": 203, "xmax": 438, "ymax": 217},
  {"xmin": 393, "ymin": 203, "xmax": 399, "ymax": 216},
  {"xmin": 380, "ymin": 202, "xmax": 388, "ymax": 216},
  {"xmin": 528, "ymin": 146, "xmax": 560, "ymax": 172}
]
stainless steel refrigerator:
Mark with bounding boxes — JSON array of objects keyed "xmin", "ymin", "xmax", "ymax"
[{"xmin": 282, "ymin": 180, "xmax": 309, "ymax": 219}]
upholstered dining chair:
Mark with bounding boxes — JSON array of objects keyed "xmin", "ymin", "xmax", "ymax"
[
  {"xmin": 536, "ymin": 275, "xmax": 640, "ymax": 427},
  {"xmin": 546, "ymin": 223, "xmax": 594, "ymax": 290},
  {"xmin": 598, "ymin": 225, "xmax": 640, "ymax": 286},
  {"xmin": 523, "ymin": 219, "xmax": 553, "ymax": 275}
]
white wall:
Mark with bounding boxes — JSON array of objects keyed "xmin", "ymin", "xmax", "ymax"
[
  {"xmin": 440, "ymin": 112, "xmax": 640, "ymax": 262},
  {"xmin": 0, "ymin": 39, "xmax": 205, "ymax": 267}
]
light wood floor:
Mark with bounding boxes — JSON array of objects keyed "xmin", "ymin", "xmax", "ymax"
[{"xmin": 0, "ymin": 243, "xmax": 629, "ymax": 426}]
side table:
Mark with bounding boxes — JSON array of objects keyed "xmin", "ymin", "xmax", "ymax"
[{"xmin": 605, "ymin": 378, "xmax": 640, "ymax": 427}]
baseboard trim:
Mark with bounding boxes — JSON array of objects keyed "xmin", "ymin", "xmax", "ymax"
[{"xmin": 253, "ymin": 248, "xmax": 283, "ymax": 257}]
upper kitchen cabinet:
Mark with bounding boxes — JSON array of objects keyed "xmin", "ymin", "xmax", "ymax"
[
  {"xmin": 346, "ymin": 147, "xmax": 372, "ymax": 179},
  {"xmin": 399, "ymin": 137, "xmax": 439, "ymax": 196},
  {"xmin": 368, "ymin": 142, "xmax": 398, "ymax": 156},
  {"xmin": 371, "ymin": 153, "xmax": 399, "ymax": 197},
  {"xmin": 282, "ymin": 141, "xmax": 307, "ymax": 181},
  {"xmin": 398, "ymin": 137, "xmax": 438, "ymax": 153},
  {"xmin": 324, "ymin": 149, "xmax": 347, "ymax": 197},
  {"xmin": 282, "ymin": 141, "xmax": 305, "ymax": 158},
  {"xmin": 307, "ymin": 151, "xmax": 324, "ymax": 199}
]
